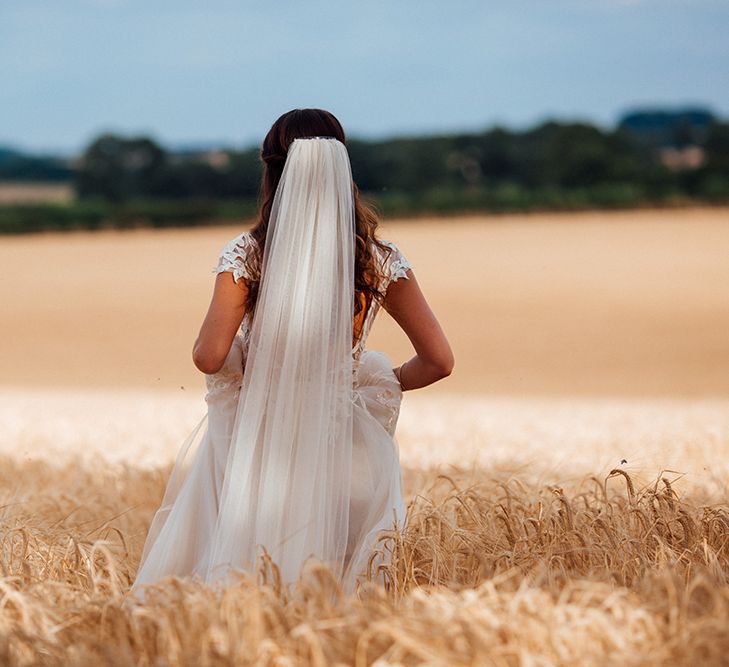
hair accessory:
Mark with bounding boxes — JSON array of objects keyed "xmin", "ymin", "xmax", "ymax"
[{"xmin": 263, "ymin": 137, "xmax": 341, "ymax": 166}]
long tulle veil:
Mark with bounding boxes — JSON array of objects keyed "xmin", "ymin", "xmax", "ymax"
[{"xmin": 198, "ymin": 136, "xmax": 356, "ymax": 586}]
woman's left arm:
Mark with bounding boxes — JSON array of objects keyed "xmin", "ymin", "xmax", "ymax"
[{"xmin": 192, "ymin": 272, "xmax": 249, "ymax": 374}]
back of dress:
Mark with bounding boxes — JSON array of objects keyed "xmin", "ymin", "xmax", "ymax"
[
  {"xmin": 211, "ymin": 231, "xmax": 412, "ymax": 367},
  {"xmin": 130, "ymin": 139, "xmax": 411, "ymax": 600}
]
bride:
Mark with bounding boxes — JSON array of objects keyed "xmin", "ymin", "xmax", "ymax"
[{"xmin": 129, "ymin": 108, "xmax": 454, "ymax": 600}]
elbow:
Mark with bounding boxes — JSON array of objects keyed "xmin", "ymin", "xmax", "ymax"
[
  {"xmin": 192, "ymin": 343, "xmax": 225, "ymax": 375},
  {"xmin": 194, "ymin": 354, "xmax": 224, "ymax": 376},
  {"xmin": 433, "ymin": 353, "xmax": 455, "ymax": 380}
]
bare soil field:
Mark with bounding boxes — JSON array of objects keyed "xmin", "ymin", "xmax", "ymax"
[{"xmin": 1, "ymin": 207, "xmax": 728, "ymax": 665}]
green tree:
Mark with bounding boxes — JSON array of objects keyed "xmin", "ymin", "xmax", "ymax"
[{"xmin": 76, "ymin": 134, "xmax": 167, "ymax": 201}]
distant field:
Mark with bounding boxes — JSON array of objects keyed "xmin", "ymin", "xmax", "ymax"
[
  {"xmin": 0, "ymin": 181, "xmax": 73, "ymax": 204},
  {"xmin": 1, "ymin": 206, "xmax": 728, "ymax": 396}
]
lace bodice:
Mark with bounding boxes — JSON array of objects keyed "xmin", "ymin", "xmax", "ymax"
[{"xmin": 206, "ymin": 231, "xmax": 412, "ymax": 398}]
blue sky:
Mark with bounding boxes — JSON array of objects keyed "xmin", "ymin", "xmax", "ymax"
[{"xmin": 1, "ymin": 0, "xmax": 727, "ymax": 154}]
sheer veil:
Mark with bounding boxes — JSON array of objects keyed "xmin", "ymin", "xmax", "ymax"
[{"xmin": 197, "ymin": 136, "xmax": 356, "ymax": 587}]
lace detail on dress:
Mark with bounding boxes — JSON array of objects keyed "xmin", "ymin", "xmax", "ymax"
[
  {"xmin": 204, "ymin": 333, "xmax": 246, "ymax": 401},
  {"xmin": 205, "ymin": 370, "xmax": 243, "ymax": 401},
  {"xmin": 213, "ymin": 232, "xmax": 259, "ymax": 284},
  {"xmin": 380, "ymin": 240, "xmax": 412, "ymax": 287}
]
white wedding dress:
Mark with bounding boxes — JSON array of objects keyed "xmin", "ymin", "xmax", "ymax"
[{"xmin": 130, "ymin": 230, "xmax": 411, "ymax": 598}]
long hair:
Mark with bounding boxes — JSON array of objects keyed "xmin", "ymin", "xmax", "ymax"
[{"xmin": 245, "ymin": 108, "xmax": 391, "ymax": 343}]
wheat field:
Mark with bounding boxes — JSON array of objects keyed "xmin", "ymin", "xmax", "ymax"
[
  {"xmin": 0, "ymin": 182, "xmax": 73, "ymax": 204},
  {"xmin": 1, "ymin": 208, "xmax": 729, "ymax": 665}
]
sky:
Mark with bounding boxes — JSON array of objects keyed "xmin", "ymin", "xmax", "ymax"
[{"xmin": 1, "ymin": 0, "xmax": 728, "ymax": 154}]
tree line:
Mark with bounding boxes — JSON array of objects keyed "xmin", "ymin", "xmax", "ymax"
[
  {"xmin": 73, "ymin": 112, "xmax": 729, "ymax": 210},
  {"xmin": 1, "ymin": 109, "xmax": 727, "ymax": 233}
]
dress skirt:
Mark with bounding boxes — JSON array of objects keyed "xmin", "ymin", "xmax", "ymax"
[{"xmin": 130, "ymin": 348, "xmax": 407, "ymax": 598}]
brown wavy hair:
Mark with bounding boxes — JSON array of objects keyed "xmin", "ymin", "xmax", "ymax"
[{"xmin": 245, "ymin": 108, "xmax": 392, "ymax": 343}]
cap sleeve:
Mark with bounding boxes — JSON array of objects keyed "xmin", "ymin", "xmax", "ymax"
[
  {"xmin": 213, "ymin": 232, "xmax": 258, "ymax": 284},
  {"xmin": 381, "ymin": 240, "xmax": 412, "ymax": 287}
]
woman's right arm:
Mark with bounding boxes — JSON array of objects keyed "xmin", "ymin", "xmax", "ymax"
[
  {"xmin": 192, "ymin": 272, "xmax": 249, "ymax": 375},
  {"xmin": 383, "ymin": 269, "xmax": 454, "ymax": 390}
]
